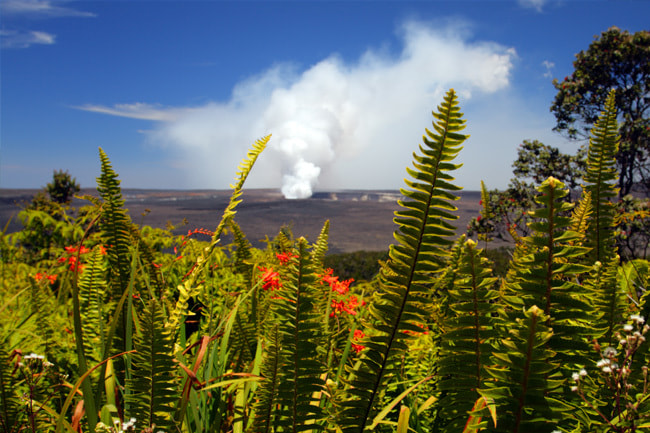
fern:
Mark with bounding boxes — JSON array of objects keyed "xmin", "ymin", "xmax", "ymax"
[
  {"xmin": 435, "ymin": 239, "xmax": 499, "ymax": 430},
  {"xmin": 504, "ymin": 177, "xmax": 594, "ymax": 368},
  {"xmin": 97, "ymin": 148, "xmax": 133, "ymax": 303},
  {"xmin": 268, "ymin": 238, "xmax": 327, "ymax": 431},
  {"xmin": 0, "ymin": 337, "xmax": 21, "ymax": 433},
  {"xmin": 570, "ymin": 191, "xmax": 592, "ymax": 244},
  {"xmin": 311, "ymin": 220, "xmax": 330, "ymax": 267},
  {"xmin": 167, "ymin": 136, "xmax": 269, "ymax": 331},
  {"xmin": 78, "ymin": 247, "xmax": 110, "ymax": 365},
  {"xmin": 230, "ymin": 219, "xmax": 254, "ymax": 287},
  {"xmin": 478, "ymin": 180, "xmax": 494, "ymax": 247},
  {"xmin": 583, "ymin": 89, "xmax": 620, "ymax": 264},
  {"xmin": 586, "ymin": 258, "xmax": 626, "ymax": 346},
  {"xmin": 335, "ymin": 88, "xmax": 467, "ymax": 432},
  {"xmin": 126, "ymin": 298, "xmax": 179, "ymax": 431},
  {"xmin": 248, "ymin": 325, "xmax": 282, "ymax": 433},
  {"xmin": 482, "ymin": 306, "xmax": 564, "ymax": 433}
]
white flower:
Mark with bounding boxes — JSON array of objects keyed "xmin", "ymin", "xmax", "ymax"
[
  {"xmin": 630, "ymin": 314, "xmax": 645, "ymax": 324},
  {"xmin": 602, "ymin": 346, "xmax": 617, "ymax": 357},
  {"xmin": 572, "ymin": 372, "xmax": 580, "ymax": 381},
  {"xmin": 23, "ymin": 353, "xmax": 44, "ymax": 360},
  {"xmin": 579, "ymin": 368, "xmax": 587, "ymax": 377},
  {"xmin": 597, "ymin": 358, "xmax": 611, "ymax": 368},
  {"xmin": 624, "ymin": 324, "xmax": 634, "ymax": 332},
  {"xmin": 602, "ymin": 366, "xmax": 612, "ymax": 373}
]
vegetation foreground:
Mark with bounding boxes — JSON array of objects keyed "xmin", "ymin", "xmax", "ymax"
[{"xmin": 1, "ymin": 89, "xmax": 649, "ymax": 433}]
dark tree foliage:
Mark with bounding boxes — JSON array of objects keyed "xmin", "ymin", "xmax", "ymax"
[
  {"xmin": 512, "ymin": 139, "xmax": 586, "ymax": 190},
  {"xmin": 550, "ymin": 27, "xmax": 650, "ymax": 196},
  {"xmin": 468, "ymin": 140, "xmax": 582, "ymax": 242},
  {"xmin": 46, "ymin": 169, "xmax": 81, "ymax": 205}
]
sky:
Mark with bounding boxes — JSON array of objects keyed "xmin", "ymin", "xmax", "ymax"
[{"xmin": 1, "ymin": 0, "xmax": 648, "ymax": 198}]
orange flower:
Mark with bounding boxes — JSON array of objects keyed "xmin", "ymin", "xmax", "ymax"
[
  {"xmin": 319, "ymin": 268, "xmax": 353, "ymax": 295},
  {"xmin": 258, "ymin": 266, "xmax": 282, "ymax": 291},
  {"xmin": 33, "ymin": 272, "xmax": 58, "ymax": 284},
  {"xmin": 276, "ymin": 252, "xmax": 297, "ymax": 265},
  {"xmin": 351, "ymin": 329, "xmax": 365, "ymax": 354}
]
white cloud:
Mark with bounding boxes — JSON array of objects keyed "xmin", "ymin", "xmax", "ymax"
[
  {"xmin": 74, "ymin": 103, "xmax": 185, "ymax": 122},
  {"xmin": 1, "ymin": 0, "xmax": 94, "ymax": 49},
  {"xmin": 0, "ymin": 29, "xmax": 55, "ymax": 48},
  {"xmin": 78, "ymin": 20, "xmax": 519, "ymax": 198},
  {"xmin": 1, "ymin": 0, "xmax": 95, "ymax": 17},
  {"xmin": 542, "ymin": 60, "xmax": 555, "ymax": 78},
  {"xmin": 517, "ymin": 0, "xmax": 547, "ymax": 12}
]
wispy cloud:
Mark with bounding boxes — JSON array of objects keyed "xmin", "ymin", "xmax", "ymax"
[
  {"xmin": 517, "ymin": 0, "xmax": 548, "ymax": 13},
  {"xmin": 0, "ymin": 29, "xmax": 55, "ymax": 48},
  {"xmin": 74, "ymin": 103, "xmax": 186, "ymax": 122},
  {"xmin": 78, "ymin": 20, "xmax": 519, "ymax": 198},
  {"xmin": 1, "ymin": 0, "xmax": 95, "ymax": 18},
  {"xmin": 542, "ymin": 60, "xmax": 555, "ymax": 78},
  {"xmin": 1, "ymin": 0, "xmax": 94, "ymax": 49}
]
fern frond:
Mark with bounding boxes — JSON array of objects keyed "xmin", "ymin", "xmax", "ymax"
[
  {"xmin": 0, "ymin": 338, "xmax": 21, "ymax": 433},
  {"xmin": 335, "ymin": 89, "xmax": 467, "ymax": 432},
  {"xmin": 97, "ymin": 148, "xmax": 133, "ymax": 301},
  {"xmin": 247, "ymin": 325, "xmax": 281, "ymax": 433},
  {"xmin": 78, "ymin": 247, "xmax": 109, "ymax": 364},
  {"xmin": 505, "ymin": 177, "xmax": 594, "ymax": 368},
  {"xmin": 167, "ymin": 136, "xmax": 269, "ymax": 330},
  {"xmin": 213, "ymin": 136, "xmax": 270, "ymax": 247},
  {"xmin": 436, "ymin": 239, "xmax": 499, "ymax": 430},
  {"xmin": 586, "ymin": 258, "xmax": 627, "ymax": 346},
  {"xmin": 478, "ymin": 181, "xmax": 493, "ymax": 246},
  {"xmin": 126, "ymin": 298, "xmax": 179, "ymax": 431},
  {"xmin": 482, "ymin": 305, "xmax": 563, "ymax": 433},
  {"xmin": 230, "ymin": 219, "xmax": 254, "ymax": 286},
  {"xmin": 311, "ymin": 220, "xmax": 330, "ymax": 267},
  {"xmin": 583, "ymin": 89, "xmax": 620, "ymax": 264},
  {"xmin": 569, "ymin": 191, "xmax": 592, "ymax": 246},
  {"xmin": 270, "ymin": 237, "xmax": 327, "ymax": 431}
]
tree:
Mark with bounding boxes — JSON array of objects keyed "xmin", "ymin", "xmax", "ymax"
[
  {"xmin": 46, "ymin": 169, "xmax": 81, "ymax": 205},
  {"xmin": 550, "ymin": 26, "xmax": 650, "ymax": 197},
  {"xmin": 468, "ymin": 140, "xmax": 583, "ymax": 242}
]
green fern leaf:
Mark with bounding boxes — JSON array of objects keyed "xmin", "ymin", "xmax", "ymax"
[
  {"xmin": 335, "ymin": 89, "xmax": 467, "ymax": 432},
  {"xmin": 248, "ymin": 325, "xmax": 281, "ymax": 433},
  {"xmin": 167, "ymin": 136, "xmax": 269, "ymax": 331},
  {"xmin": 97, "ymin": 148, "xmax": 133, "ymax": 301},
  {"xmin": 585, "ymin": 258, "xmax": 625, "ymax": 346},
  {"xmin": 482, "ymin": 305, "xmax": 563, "ymax": 433},
  {"xmin": 583, "ymin": 89, "xmax": 620, "ymax": 264},
  {"xmin": 502, "ymin": 176, "xmax": 600, "ymax": 410},
  {"xmin": 78, "ymin": 247, "xmax": 110, "ymax": 364},
  {"xmin": 569, "ymin": 191, "xmax": 592, "ymax": 244},
  {"xmin": 126, "ymin": 298, "xmax": 179, "ymax": 431},
  {"xmin": 0, "ymin": 337, "xmax": 21, "ymax": 433},
  {"xmin": 311, "ymin": 220, "xmax": 330, "ymax": 266},
  {"xmin": 435, "ymin": 239, "xmax": 499, "ymax": 430},
  {"xmin": 269, "ymin": 237, "xmax": 327, "ymax": 431}
]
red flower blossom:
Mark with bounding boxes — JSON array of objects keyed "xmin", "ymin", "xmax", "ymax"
[
  {"xmin": 351, "ymin": 329, "xmax": 365, "ymax": 354},
  {"xmin": 33, "ymin": 272, "xmax": 57, "ymax": 284},
  {"xmin": 258, "ymin": 266, "xmax": 282, "ymax": 291},
  {"xmin": 476, "ymin": 215, "xmax": 482, "ymax": 222},
  {"xmin": 320, "ymin": 268, "xmax": 353, "ymax": 295},
  {"xmin": 276, "ymin": 252, "xmax": 297, "ymax": 265},
  {"xmin": 330, "ymin": 295, "xmax": 365, "ymax": 317}
]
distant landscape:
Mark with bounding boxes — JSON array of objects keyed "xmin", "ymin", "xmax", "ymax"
[{"xmin": 0, "ymin": 188, "xmax": 485, "ymax": 254}]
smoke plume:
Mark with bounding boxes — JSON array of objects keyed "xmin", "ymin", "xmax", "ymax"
[{"xmin": 79, "ymin": 20, "xmax": 517, "ymax": 198}]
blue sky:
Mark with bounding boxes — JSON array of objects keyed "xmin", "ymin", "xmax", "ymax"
[{"xmin": 1, "ymin": 0, "xmax": 648, "ymax": 198}]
